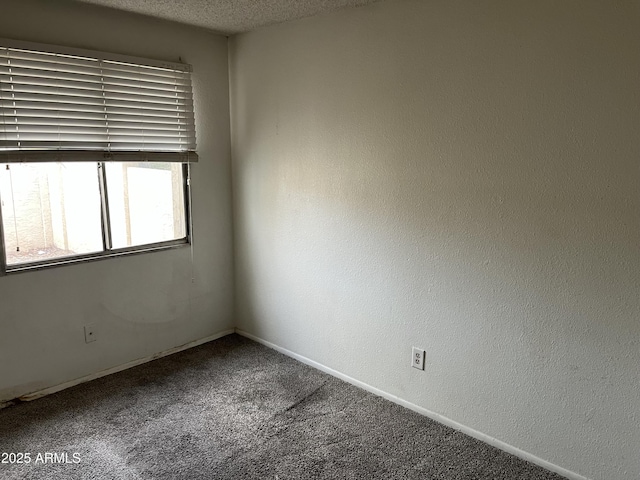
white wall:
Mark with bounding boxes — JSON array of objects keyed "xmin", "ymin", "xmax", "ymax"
[
  {"xmin": 230, "ymin": 1, "xmax": 640, "ymax": 479},
  {"xmin": 0, "ymin": 0, "xmax": 234, "ymax": 402}
]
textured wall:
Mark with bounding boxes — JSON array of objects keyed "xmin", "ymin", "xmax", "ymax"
[
  {"xmin": 230, "ymin": 1, "xmax": 640, "ymax": 479},
  {"xmin": 0, "ymin": 0, "xmax": 234, "ymax": 402}
]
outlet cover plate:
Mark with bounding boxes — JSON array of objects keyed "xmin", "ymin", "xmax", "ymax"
[
  {"xmin": 84, "ymin": 324, "xmax": 97, "ymax": 343},
  {"xmin": 412, "ymin": 347, "xmax": 425, "ymax": 370}
]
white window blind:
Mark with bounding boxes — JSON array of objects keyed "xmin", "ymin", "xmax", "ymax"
[{"xmin": 0, "ymin": 39, "xmax": 197, "ymax": 163}]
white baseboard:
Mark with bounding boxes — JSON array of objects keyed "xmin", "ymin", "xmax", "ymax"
[
  {"xmin": 12, "ymin": 329, "xmax": 235, "ymax": 404},
  {"xmin": 235, "ymin": 329, "xmax": 589, "ymax": 480}
]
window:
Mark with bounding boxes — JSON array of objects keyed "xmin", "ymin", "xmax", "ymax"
[{"xmin": 0, "ymin": 39, "xmax": 197, "ymax": 274}]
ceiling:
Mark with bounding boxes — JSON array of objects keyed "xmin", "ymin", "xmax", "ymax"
[{"xmin": 72, "ymin": 0, "xmax": 383, "ymax": 35}]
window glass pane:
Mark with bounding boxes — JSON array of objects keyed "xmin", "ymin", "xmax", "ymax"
[
  {"xmin": 0, "ymin": 162, "xmax": 103, "ymax": 265},
  {"xmin": 105, "ymin": 162, "xmax": 186, "ymax": 249}
]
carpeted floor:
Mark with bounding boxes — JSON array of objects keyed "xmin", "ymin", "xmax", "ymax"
[{"xmin": 0, "ymin": 334, "xmax": 566, "ymax": 479}]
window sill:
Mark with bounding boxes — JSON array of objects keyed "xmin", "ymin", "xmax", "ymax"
[{"xmin": 2, "ymin": 238, "xmax": 190, "ymax": 276}]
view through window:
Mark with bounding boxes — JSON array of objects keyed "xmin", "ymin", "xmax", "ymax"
[{"xmin": 0, "ymin": 162, "xmax": 188, "ymax": 267}]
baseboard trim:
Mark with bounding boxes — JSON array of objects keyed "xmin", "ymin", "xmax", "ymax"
[
  {"xmin": 11, "ymin": 329, "xmax": 236, "ymax": 405},
  {"xmin": 235, "ymin": 329, "xmax": 589, "ymax": 480}
]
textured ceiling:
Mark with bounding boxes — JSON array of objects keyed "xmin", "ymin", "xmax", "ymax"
[{"xmin": 72, "ymin": 0, "xmax": 383, "ymax": 35}]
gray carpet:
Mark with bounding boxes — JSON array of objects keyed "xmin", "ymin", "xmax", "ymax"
[{"xmin": 0, "ymin": 334, "xmax": 565, "ymax": 479}]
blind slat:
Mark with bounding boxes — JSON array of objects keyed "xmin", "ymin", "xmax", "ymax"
[
  {"xmin": 3, "ymin": 91, "xmax": 192, "ymax": 108},
  {"xmin": 0, "ymin": 141, "xmax": 193, "ymax": 150},
  {"xmin": 0, "ymin": 77, "xmax": 193, "ymax": 96},
  {"xmin": 3, "ymin": 124, "xmax": 189, "ymax": 134},
  {"xmin": 1, "ymin": 53, "xmax": 187, "ymax": 78},
  {"xmin": 3, "ymin": 112, "xmax": 191, "ymax": 123},
  {"xmin": 0, "ymin": 150, "xmax": 197, "ymax": 163},
  {"xmin": 0, "ymin": 71, "xmax": 192, "ymax": 92},
  {"xmin": 0, "ymin": 104, "xmax": 192, "ymax": 119}
]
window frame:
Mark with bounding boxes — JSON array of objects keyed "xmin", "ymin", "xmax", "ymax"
[
  {"xmin": 0, "ymin": 161, "xmax": 192, "ymax": 275},
  {"xmin": 0, "ymin": 38, "xmax": 198, "ymax": 276}
]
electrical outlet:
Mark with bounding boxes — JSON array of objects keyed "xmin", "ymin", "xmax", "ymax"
[
  {"xmin": 412, "ymin": 347, "xmax": 425, "ymax": 370},
  {"xmin": 84, "ymin": 324, "xmax": 97, "ymax": 343}
]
